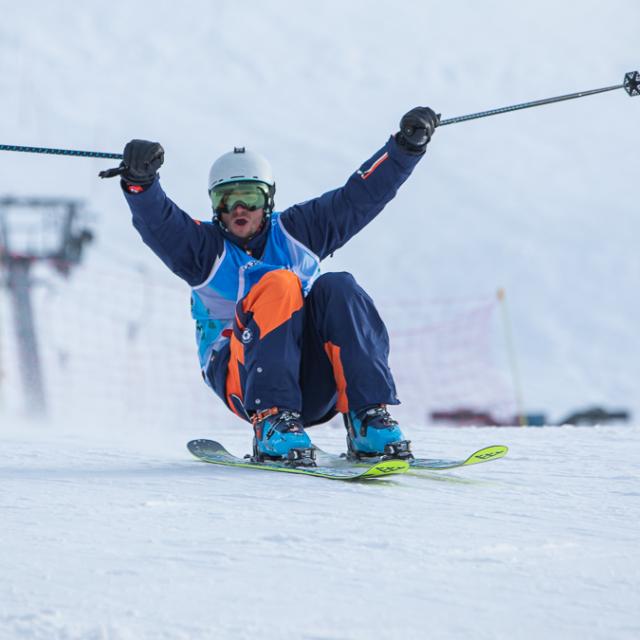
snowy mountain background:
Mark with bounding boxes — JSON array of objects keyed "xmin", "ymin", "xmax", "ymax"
[
  {"xmin": 2, "ymin": 0, "xmax": 638, "ymax": 423},
  {"xmin": 1, "ymin": 1, "xmax": 639, "ymax": 639}
]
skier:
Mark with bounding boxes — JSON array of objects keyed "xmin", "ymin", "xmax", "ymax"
[{"xmin": 106, "ymin": 107, "xmax": 439, "ymax": 463}]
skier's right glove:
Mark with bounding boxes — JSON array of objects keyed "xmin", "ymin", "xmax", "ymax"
[
  {"xmin": 99, "ymin": 139, "xmax": 164, "ymax": 192},
  {"xmin": 395, "ymin": 107, "xmax": 440, "ymax": 155}
]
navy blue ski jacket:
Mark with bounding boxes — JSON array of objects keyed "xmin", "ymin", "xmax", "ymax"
[{"xmin": 124, "ymin": 135, "xmax": 423, "ymax": 286}]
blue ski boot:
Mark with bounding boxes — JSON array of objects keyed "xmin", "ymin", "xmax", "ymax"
[
  {"xmin": 343, "ymin": 404, "xmax": 412, "ymax": 460},
  {"xmin": 252, "ymin": 408, "xmax": 316, "ymax": 466}
]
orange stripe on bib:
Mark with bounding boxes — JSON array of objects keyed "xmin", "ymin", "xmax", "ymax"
[{"xmin": 323, "ymin": 341, "xmax": 348, "ymax": 413}]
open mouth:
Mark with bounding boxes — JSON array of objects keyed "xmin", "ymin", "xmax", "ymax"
[{"xmin": 232, "ymin": 218, "xmax": 248, "ymax": 227}]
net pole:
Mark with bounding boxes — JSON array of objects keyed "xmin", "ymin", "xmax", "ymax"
[{"xmin": 497, "ymin": 288, "xmax": 527, "ymax": 426}]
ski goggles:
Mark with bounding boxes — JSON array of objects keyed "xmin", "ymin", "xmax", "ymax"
[{"xmin": 210, "ymin": 181, "xmax": 269, "ymax": 214}]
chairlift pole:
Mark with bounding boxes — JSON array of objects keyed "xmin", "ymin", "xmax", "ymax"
[
  {"xmin": 0, "ymin": 198, "xmax": 93, "ymax": 419},
  {"xmin": 6, "ymin": 256, "xmax": 47, "ymax": 417}
]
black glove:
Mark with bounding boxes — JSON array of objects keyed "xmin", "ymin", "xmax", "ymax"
[
  {"xmin": 121, "ymin": 139, "xmax": 164, "ymax": 185},
  {"xmin": 99, "ymin": 139, "xmax": 164, "ymax": 185},
  {"xmin": 395, "ymin": 107, "xmax": 440, "ymax": 155}
]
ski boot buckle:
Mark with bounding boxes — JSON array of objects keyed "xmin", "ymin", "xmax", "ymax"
[
  {"xmin": 383, "ymin": 440, "xmax": 413, "ymax": 460},
  {"xmin": 286, "ymin": 447, "xmax": 317, "ymax": 467}
]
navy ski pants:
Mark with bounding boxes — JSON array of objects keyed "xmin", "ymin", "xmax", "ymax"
[{"xmin": 206, "ymin": 270, "xmax": 399, "ymax": 426}]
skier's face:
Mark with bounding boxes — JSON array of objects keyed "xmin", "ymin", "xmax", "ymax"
[{"xmin": 221, "ymin": 204, "xmax": 265, "ymax": 239}]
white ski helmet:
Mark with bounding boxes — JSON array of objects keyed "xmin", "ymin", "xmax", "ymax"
[{"xmin": 208, "ymin": 147, "xmax": 276, "ymax": 217}]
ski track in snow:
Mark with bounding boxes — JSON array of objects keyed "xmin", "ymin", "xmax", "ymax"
[{"xmin": 1, "ymin": 422, "xmax": 639, "ymax": 640}]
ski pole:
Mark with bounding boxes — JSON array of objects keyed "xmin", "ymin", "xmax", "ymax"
[
  {"xmin": 0, "ymin": 144, "xmax": 122, "ymax": 160},
  {"xmin": 1, "ymin": 71, "xmax": 637, "ymax": 161},
  {"xmin": 438, "ymin": 70, "xmax": 639, "ymax": 126}
]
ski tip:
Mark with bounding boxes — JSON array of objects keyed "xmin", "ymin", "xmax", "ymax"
[
  {"xmin": 187, "ymin": 439, "xmax": 226, "ymax": 456},
  {"xmin": 464, "ymin": 444, "xmax": 509, "ymax": 466}
]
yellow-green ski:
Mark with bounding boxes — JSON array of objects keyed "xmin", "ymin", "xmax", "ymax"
[
  {"xmin": 187, "ymin": 439, "xmax": 409, "ymax": 480},
  {"xmin": 410, "ymin": 444, "xmax": 509, "ymax": 470},
  {"xmin": 313, "ymin": 444, "xmax": 508, "ymax": 471}
]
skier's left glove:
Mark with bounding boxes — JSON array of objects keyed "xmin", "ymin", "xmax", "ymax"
[
  {"xmin": 99, "ymin": 139, "xmax": 164, "ymax": 192},
  {"xmin": 395, "ymin": 107, "xmax": 440, "ymax": 155}
]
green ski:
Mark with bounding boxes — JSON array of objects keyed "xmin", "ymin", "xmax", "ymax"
[
  {"xmin": 312, "ymin": 444, "xmax": 508, "ymax": 471},
  {"xmin": 187, "ymin": 439, "xmax": 409, "ymax": 480},
  {"xmin": 408, "ymin": 444, "xmax": 509, "ymax": 470}
]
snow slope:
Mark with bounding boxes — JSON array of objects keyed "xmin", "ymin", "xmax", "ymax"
[
  {"xmin": 2, "ymin": 420, "xmax": 639, "ymax": 640},
  {"xmin": 1, "ymin": 1, "xmax": 640, "ymax": 638}
]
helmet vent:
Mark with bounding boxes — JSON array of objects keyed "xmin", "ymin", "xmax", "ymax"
[{"xmin": 233, "ymin": 147, "xmax": 246, "ymax": 154}]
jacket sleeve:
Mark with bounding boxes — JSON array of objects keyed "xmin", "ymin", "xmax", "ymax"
[
  {"xmin": 279, "ymin": 136, "xmax": 424, "ymax": 260},
  {"xmin": 123, "ymin": 179, "xmax": 224, "ymax": 286}
]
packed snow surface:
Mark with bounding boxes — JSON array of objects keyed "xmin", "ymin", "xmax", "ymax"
[{"xmin": 2, "ymin": 421, "xmax": 639, "ymax": 640}]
